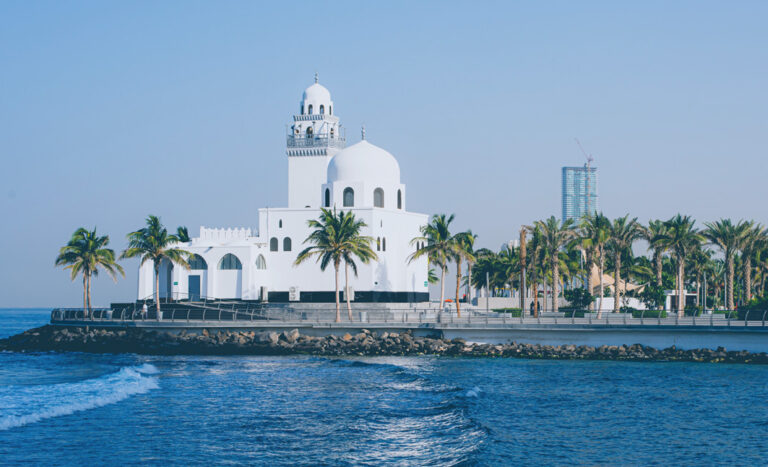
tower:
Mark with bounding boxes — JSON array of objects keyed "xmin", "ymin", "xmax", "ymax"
[
  {"xmin": 561, "ymin": 164, "xmax": 598, "ymax": 221},
  {"xmin": 286, "ymin": 74, "xmax": 346, "ymax": 208}
]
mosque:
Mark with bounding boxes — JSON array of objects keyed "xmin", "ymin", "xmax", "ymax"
[{"xmin": 136, "ymin": 76, "xmax": 430, "ymax": 303}]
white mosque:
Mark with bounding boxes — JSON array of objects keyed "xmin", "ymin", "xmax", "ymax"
[{"xmin": 137, "ymin": 76, "xmax": 430, "ymax": 303}]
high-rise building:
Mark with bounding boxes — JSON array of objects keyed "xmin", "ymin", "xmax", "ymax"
[{"xmin": 561, "ymin": 165, "xmax": 598, "ymax": 221}]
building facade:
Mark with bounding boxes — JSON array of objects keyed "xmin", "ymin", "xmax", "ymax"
[
  {"xmin": 136, "ymin": 78, "xmax": 430, "ymax": 303},
  {"xmin": 561, "ymin": 165, "xmax": 598, "ymax": 221}
]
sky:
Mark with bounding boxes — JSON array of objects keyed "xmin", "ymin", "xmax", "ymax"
[{"xmin": 1, "ymin": 1, "xmax": 766, "ymax": 307}]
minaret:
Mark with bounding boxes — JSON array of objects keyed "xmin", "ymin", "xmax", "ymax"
[{"xmin": 286, "ymin": 75, "xmax": 346, "ymax": 208}]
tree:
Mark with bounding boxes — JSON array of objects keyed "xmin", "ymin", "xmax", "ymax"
[
  {"xmin": 121, "ymin": 215, "xmax": 190, "ymax": 313},
  {"xmin": 409, "ymin": 214, "xmax": 455, "ymax": 307},
  {"xmin": 459, "ymin": 230, "xmax": 478, "ymax": 304},
  {"xmin": 740, "ymin": 224, "xmax": 765, "ymax": 302},
  {"xmin": 580, "ymin": 213, "xmax": 610, "ymax": 316},
  {"xmin": 607, "ymin": 215, "xmax": 643, "ymax": 314},
  {"xmin": 56, "ymin": 227, "xmax": 125, "ymax": 317},
  {"xmin": 644, "ymin": 220, "xmax": 669, "ymax": 289},
  {"xmin": 452, "ymin": 231, "xmax": 476, "ymax": 317},
  {"xmin": 534, "ymin": 216, "xmax": 576, "ymax": 313},
  {"xmin": 663, "ymin": 214, "xmax": 703, "ymax": 317},
  {"xmin": 295, "ymin": 208, "xmax": 376, "ymax": 323},
  {"xmin": 703, "ymin": 219, "xmax": 750, "ymax": 310},
  {"xmin": 176, "ymin": 226, "xmax": 191, "ymax": 243},
  {"xmin": 563, "ymin": 287, "xmax": 593, "ymax": 310}
]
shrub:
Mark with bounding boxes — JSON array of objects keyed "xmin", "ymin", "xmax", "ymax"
[
  {"xmin": 684, "ymin": 305, "xmax": 703, "ymax": 317},
  {"xmin": 631, "ymin": 309, "xmax": 667, "ymax": 318},
  {"xmin": 559, "ymin": 307, "xmax": 587, "ymax": 317},
  {"xmin": 639, "ymin": 284, "xmax": 666, "ymax": 310},
  {"xmin": 493, "ymin": 308, "xmax": 522, "ymax": 317},
  {"xmin": 564, "ymin": 288, "xmax": 593, "ymax": 310}
]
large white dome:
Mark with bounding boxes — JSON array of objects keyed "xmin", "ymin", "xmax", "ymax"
[
  {"xmin": 302, "ymin": 83, "xmax": 331, "ymax": 103},
  {"xmin": 327, "ymin": 140, "xmax": 400, "ymax": 185}
]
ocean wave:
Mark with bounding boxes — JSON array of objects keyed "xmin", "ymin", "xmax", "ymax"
[{"xmin": 0, "ymin": 364, "xmax": 160, "ymax": 431}]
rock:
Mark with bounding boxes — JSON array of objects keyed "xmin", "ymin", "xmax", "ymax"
[{"xmin": 342, "ymin": 333, "xmax": 353, "ymax": 342}]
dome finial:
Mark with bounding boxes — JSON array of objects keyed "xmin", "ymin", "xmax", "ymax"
[
  {"xmin": 361, "ymin": 125, "xmax": 366, "ymax": 140},
  {"xmin": 314, "ymin": 72, "xmax": 318, "ymax": 84}
]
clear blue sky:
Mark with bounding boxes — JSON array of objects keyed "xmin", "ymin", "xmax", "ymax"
[{"xmin": 1, "ymin": 1, "xmax": 766, "ymax": 307}]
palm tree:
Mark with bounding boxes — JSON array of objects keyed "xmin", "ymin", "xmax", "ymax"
[
  {"xmin": 687, "ymin": 246, "xmax": 713, "ymax": 308},
  {"xmin": 56, "ymin": 227, "xmax": 124, "ymax": 317},
  {"xmin": 460, "ymin": 231, "xmax": 478, "ymax": 304},
  {"xmin": 295, "ymin": 208, "xmax": 376, "ymax": 323},
  {"xmin": 607, "ymin": 215, "xmax": 643, "ymax": 314},
  {"xmin": 409, "ymin": 214, "xmax": 455, "ymax": 307},
  {"xmin": 452, "ymin": 231, "xmax": 476, "ymax": 317},
  {"xmin": 534, "ymin": 216, "xmax": 576, "ymax": 313},
  {"xmin": 663, "ymin": 214, "xmax": 703, "ymax": 317},
  {"xmin": 703, "ymin": 219, "xmax": 750, "ymax": 311},
  {"xmin": 644, "ymin": 220, "xmax": 669, "ymax": 288},
  {"xmin": 580, "ymin": 213, "xmax": 610, "ymax": 313},
  {"xmin": 740, "ymin": 223, "xmax": 765, "ymax": 302},
  {"xmin": 121, "ymin": 215, "xmax": 190, "ymax": 313},
  {"xmin": 176, "ymin": 226, "xmax": 190, "ymax": 243}
]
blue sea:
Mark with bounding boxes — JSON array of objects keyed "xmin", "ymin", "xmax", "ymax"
[{"xmin": 1, "ymin": 308, "xmax": 767, "ymax": 465}]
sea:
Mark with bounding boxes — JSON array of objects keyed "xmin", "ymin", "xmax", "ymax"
[{"xmin": 1, "ymin": 308, "xmax": 767, "ymax": 465}]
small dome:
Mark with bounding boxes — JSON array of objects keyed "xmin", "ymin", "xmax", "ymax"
[
  {"xmin": 302, "ymin": 83, "xmax": 331, "ymax": 103},
  {"xmin": 328, "ymin": 140, "xmax": 400, "ymax": 185}
]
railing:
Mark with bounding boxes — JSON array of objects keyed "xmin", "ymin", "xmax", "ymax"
[
  {"xmin": 286, "ymin": 135, "xmax": 345, "ymax": 149},
  {"xmin": 50, "ymin": 306, "xmax": 768, "ymax": 329}
]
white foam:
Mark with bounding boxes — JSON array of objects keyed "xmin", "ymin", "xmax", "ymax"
[
  {"xmin": 465, "ymin": 386, "xmax": 482, "ymax": 398},
  {"xmin": 0, "ymin": 365, "xmax": 160, "ymax": 431}
]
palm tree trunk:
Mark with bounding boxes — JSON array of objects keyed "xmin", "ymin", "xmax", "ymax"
[
  {"xmin": 745, "ymin": 257, "xmax": 753, "ymax": 302},
  {"xmin": 727, "ymin": 256, "xmax": 735, "ymax": 311},
  {"xmin": 345, "ymin": 261, "xmax": 352, "ymax": 321},
  {"xmin": 613, "ymin": 252, "xmax": 621, "ymax": 313},
  {"xmin": 455, "ymin": 260, "xmax": 462, "ymax": 318},
  {"xmin": 598, "ymin": 248, "xmax": 605, "ymax": 318},
  {"xmin": 586, "ymin": 251, "xmax": 594, "ymax": 312},
  {"xmin": 543, "ymin": 279, "xmax": 548, "ymax": 312},
  {"xmin": 467, "ymin": 264, "xmax": 473, "ymax": 304},
  {"xmin": 678, "ymin": 259, "xmax": 685, "ymax": 318},
  {"xmin": 655, "ymin": 252, "xmax": 663, "ymax": 287},
  {"xmin": 334, "ymin": 262, "xmax": 341, "ymax": 323},
  {"xmin": 439, "ymin": 266, "xmax": 446, "ymax": 308},
  {"xmin": 87, "ymin": 274, "xmax": 92, "ymax": 318},
  {"xmin": 696, "ymin": 274, "xmax": 701, "ymax": 307},
  {"xmin": 552, "ymin": 259, "xmax": 559, "ymax": 313},
  {"xmin": 154, "ymin": 262, "xmax": 161, "ymax": 313},
  {"xmin": 82, "ymin": 275, "xmax": 88, "ymax": 318}
]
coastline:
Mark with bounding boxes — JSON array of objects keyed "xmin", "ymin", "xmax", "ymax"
[{"xmin": 2, "ymin": 325, "xmax": 768, "ymax": 364}]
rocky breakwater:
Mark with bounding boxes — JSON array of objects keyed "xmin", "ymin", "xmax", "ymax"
[{"xmin": 2, "ymin": 325, "xmax": 768, "ymax": 364}]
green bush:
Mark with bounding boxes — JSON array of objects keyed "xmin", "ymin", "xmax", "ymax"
[
  {"xmin": 737, "ymin": 296, "xmax": 768, "ymax": 320},
  {"xmin": 632, "ymin": 309, "xmax": 667, "ymax": 318},
  {"xmin": 563, "ymin": 288, "xmax": 593, "ymax": 310},
  {"xmin": 559, "ymin": 307, "xmax": 587, "ymax": 317},
  {"xmin": 493, "ymin": 308, "xmax": 522, "ymax": 317},
  {"xmin": 684, "ymin": 305, "xmax": 703, "ymax": 317}
]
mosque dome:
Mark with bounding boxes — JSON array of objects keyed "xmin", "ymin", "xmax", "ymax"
[
  {"xmin": 327, "ymin": 140, "xmax": 400, "ymax": 185},
  {"xmin": 302, "ymin": 83, "xmax": 331, "ymax": 103}
]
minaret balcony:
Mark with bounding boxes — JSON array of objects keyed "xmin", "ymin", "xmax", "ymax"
[{"xmin": 286, "ymin": 135, "xmax": 346, "ymax": 149}]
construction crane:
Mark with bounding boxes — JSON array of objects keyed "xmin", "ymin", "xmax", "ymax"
[{"xmin": 574, "ymin": 137, "xmax": 594, "ymax": 168}]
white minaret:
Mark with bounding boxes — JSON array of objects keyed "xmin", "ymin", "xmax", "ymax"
[{"xmin": 286, "ymin": 74, "xmax": 346, "ymax": 208}]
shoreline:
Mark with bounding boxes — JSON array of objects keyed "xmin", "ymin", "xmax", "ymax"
[{"xmin": 2, "ymin": 325, "xmax": 768, "ymax": 364}]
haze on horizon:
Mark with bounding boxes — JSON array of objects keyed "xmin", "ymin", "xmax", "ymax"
[{"xmin": 1, "ymin": 1, "xmax": 766, "ymax": 307}]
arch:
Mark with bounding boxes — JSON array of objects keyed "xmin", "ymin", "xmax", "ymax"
[
  {"xmin": 283, "ymin": 237, "xmax": 292, "ymax": 252},
  {"xmin": 255, "ymin": 254, "xmax": 267, "ymax": 270},
  {"xmin": 324, "ymin": 188, "xmax": 330, "ymax": 207},
  {"xmin": 382, "ymin": 237, "xmax": 386, "ymax": 251},
  {"xmin": 329, "ymin": 106, "xmax": 332, "ymax": 115},
  {"xmin": 373, "ymin": 188, "xmax": 384, "ymax": 208},
  {"xmin": 279, "ymin": 219, "xmax": 283, "ymax": 228},
  {"xmin": 376, "ymin": 237, "xmax": 381, "ymax": 251},
  {"xmin": 308, "ymin": 104, "xmax": 313, "ymax": 115},
  {"xmin": 397, "ymin": 189, "xmax": 402, "ymax": 209},
  {"xmin": 218, "ymin": 253, "xmax": 242, "ymax": 270},
  {"xmin": 343, "ymin": 187, "xmax": 354, "ymax": 207},
  {"xmin": 319, "ymin": 105, "xmax": 325, "ymax": 114},
  {"xmin": 188, "ymin": 254, "xmax": 208, "ymax": 270},
  {"xmin": 306, "ymin": 127, "xmax": 313, "ymax": 137},
  {"xmin": 330, "ymin": 128, "xmax": 334, "ymax": 138},
  {"xmin": 270, "ymin": 237, "xmax": 278, "ymax": 251},
  {"xmin": 301, "ymin": 105, "xmax": 304, "ymax": 115}
]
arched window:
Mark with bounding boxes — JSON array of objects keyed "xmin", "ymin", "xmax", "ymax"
[
  {"xmin": 382, "ymin": 238, "xmax": 386, "ymax": 251},
  {"xmin": 324, "ymin": 188, "xmax": 330, "ymax": 207},
  {"xmin": 374, "ymin": 188, "xmax": 384, "ymax": 208},
  {"xmin": 301, "ymin": 105, "xmax": 304, "ymax": 115},
  {"xmin": 308, "ymin": 104, "xmax": 313, "ymax": 115},
  {"xmin": 218, "ymin": 253, "xmax": 242, "ymax": 270},
  {"xmin": 330, "ymin": 128, "xmax": 334, "ymax": 138},
  {"xmin": 189, "ymin": 254, "xmax": 208, "ymax": 270},
  {"xmin": 397, "ymin": 190, "xmax": 402, "ymax": 209},
  {"xmin": 329, "ymin": 106, "xmax": 332, "ymax": 115},
  {"xmin": 306, "ymin": 127, "xmax": 313, "ymax": 137},
  {"xmin": 270, "ymin": 237, "xmax": 278, "ymax": 251},
  {"xmin": 255, "ymin": 255, "xmax": 267, "ymax": 270},
  {"xmin": 283, "ymin": 237, "xmax": 292, "ymax": 252},
  {"xmin": 319, "ymin": 105, "xmax": 325, "ymax": 114},
  {"xmin": 376, "ymin": 237, "xmax": 381, "ymax": 251},
  {"xmin": 343, "ymin": 187, "xmax": 354, "ymax": 207},
  {"xmin": 279, "ymin": 219, "xmax": 283, "ymax": 228}
]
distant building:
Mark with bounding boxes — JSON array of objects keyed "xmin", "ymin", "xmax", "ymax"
[{"xmin": 561, "ymin": 165, "xmax": 598, "ymax": 221}]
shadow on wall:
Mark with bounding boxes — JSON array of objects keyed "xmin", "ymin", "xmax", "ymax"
[{"xmin": 374, "ymin": 259, "xmax": 392, "ymax": 292}]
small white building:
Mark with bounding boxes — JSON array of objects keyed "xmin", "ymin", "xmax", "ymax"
[{"xmin": 137, "ymin": 77, "xmax": 430, "ymax": 303}]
